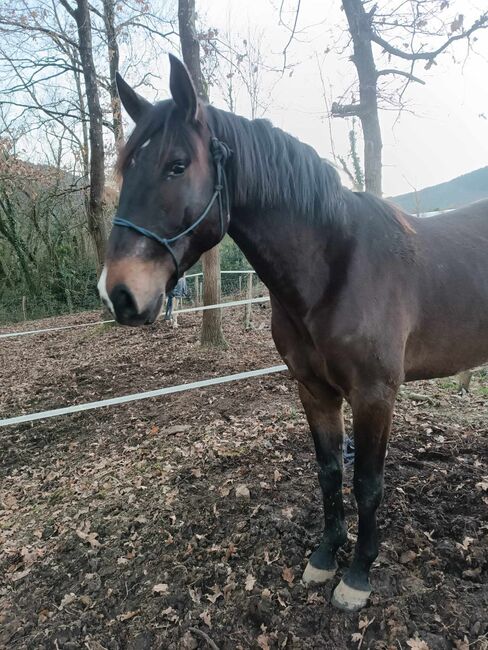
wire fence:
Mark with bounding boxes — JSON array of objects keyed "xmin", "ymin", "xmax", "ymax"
[
  {"xmin": 0, "ymin": 364, "xmax": 288, "ymax": 427},
  {"xmin": 0, "ymin": 271, "xmax": 269, "ymax": 340},
  {"xmin": 185, "ymin": 270, "xmax": 265, "ymax": 307},
  {"xmin": 0, "ymin": 270, "xmax": 281, "ymax": 428}
]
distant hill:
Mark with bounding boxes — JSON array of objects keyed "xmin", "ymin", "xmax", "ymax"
[{"xmin": 391, "ymin": 166, "xmax": 488, "ymax": 214}]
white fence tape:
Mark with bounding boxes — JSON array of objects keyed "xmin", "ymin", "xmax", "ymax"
[
  {"xmin": 173, "ymin": 296, "xmax": 269, "ymax": 314},
  {"xmin": 0, "ymin": 320, "xmax": 116, "ymax": 340},
  {"xmin": 185, "ymin": 270, "xmax": 254, "ymax": 278},
  {"xmin": 0, "ymin": 364, "xmax": 287, "ymax": 427},
  {"xmin": 0, "ymin": 296, "xmax": 270, "ymax": 340}
]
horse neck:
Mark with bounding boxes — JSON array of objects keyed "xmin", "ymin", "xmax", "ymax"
[
  {"xmin": 208, "ymin": 108, "xmax": 347, "ymax": 307},
  {"xmin": 229, "ymin": 208, "xmax": 329, "ymax": 310}
]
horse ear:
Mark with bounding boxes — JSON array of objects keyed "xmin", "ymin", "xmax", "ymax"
[
  {"xmin": 115, "ymin": 72, "xmax": 151, "ymax": 123},
  {"xmin": 169, "ymin": 54, "xmax": 198, "ymax": 122}
]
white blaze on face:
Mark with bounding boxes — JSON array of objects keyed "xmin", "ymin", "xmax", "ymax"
[
  {"xmin": 97, "ymin": 266, "xmax": 115, "ymax": 314},
  {"xmin": 131, "ymin": 139, "xmax": 151, "ymax": 168}
]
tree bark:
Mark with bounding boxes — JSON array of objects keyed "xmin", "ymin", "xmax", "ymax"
[
  {"xmin": 0, "ymin": 203, "xmax": 36, "ymax": 290},
  {"xmin": 102, "ymin": 0, "xmax": 124, "ymax": 148},
  {"xmin": 64, "ymin": 0, "xmax": 107, "ymax": 272},
  {"xmin": 200, "ymin": 246, "xmax": 227, "ymax": 346},
  {"xmin": 341, "ymin": 0, "xmax": 382, "ymax": 196},
  {"xmin": 177, "ymin": 0, "xmax": 227, "ymax": 348},
  {"xmin": 336, "ymin": 1, "xmax": 487, "ymax": 198}
]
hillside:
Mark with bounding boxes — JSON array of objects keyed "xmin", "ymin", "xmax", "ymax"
[{"xmin": 391, "ymin": 166, "xmax": 488, "ymax": 214}]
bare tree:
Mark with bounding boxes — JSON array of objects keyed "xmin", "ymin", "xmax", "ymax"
[
  {"xmin": 98, "ymin": 0, "xmax": 177, "ymax": 151},
  {"xmin": 0, "ymin": 0, "xmax": 177, "ymax": 321},
  {"xmin": 332, "ymin": 0, "xmax": 488, "ymax": 196},
  {"xmin": 178, "ymin": 0, "xmax": 227, "ymax": 348},
  {"xmin": 209, "ymin": 26, "xmax": 273, "ymax": 120},
  {"xmin": 0, "ymin": 0, "xmax": 177, "ymax": 270},
  {"xmin": 102, "ymin": 0, "xmax": 124, "ymax": 148},
  {"xmin": 0, "ymin": 0, "xmax": 107, "ymax": 268},
  {"xmin": 60, "ymin": 0, "xmax": 107, "ymax": 270}
]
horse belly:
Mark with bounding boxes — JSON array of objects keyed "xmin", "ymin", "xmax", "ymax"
[{"xmin": 404, "ymin": 315, "xmax": 488, "ymax": 381}]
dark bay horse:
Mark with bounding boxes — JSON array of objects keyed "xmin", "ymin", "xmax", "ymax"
[{"xmin": 99, "ymin": 54, "xmax": 488, "ymax": 611}]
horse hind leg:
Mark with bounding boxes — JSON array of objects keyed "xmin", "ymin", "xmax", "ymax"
[
  {"xmin": 332, "ymin": 383, "xmax": 395, "ymax": 611},
  {"xmin": 299, "ymin": 381, "xmax": 347, "ymax": 584}
]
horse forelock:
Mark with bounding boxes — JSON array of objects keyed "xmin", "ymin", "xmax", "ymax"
[{"xmin": 116, "ymin": 100, "xmax": 199, "ymax": 177}]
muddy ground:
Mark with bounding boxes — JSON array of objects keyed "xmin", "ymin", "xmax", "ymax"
[{"xmin": 0, "ymin": 306, "xmax": 487, "ymax": 650}]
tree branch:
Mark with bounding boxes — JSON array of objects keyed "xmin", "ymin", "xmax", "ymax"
[
  {"xmin": 331, "ymin": 101, "xmax": 362, "ymax": 117},
  {"xmin": 116, "ymin": 19, "xmax": 175, "ymax": 41},
  {"xmin": 59, "ymin": 0, "xmax": 77, "ymax": 19},
  {"xmin": 377, "ymin": 68, "xmax": 425, "ymax": 84},
  {"xmin": 371, "ymin": 13, "xmax": 488, "ymax": 63},
  {"xmin": 280, "ymin": 0, "xmax": 302, "ymax": 73},
  {"xmin": 0, "ymin": 19, "xmax": 78, "ymax": 49}
]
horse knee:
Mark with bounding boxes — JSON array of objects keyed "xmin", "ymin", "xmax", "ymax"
[
  {"xmin": 354, "ymin": 474, "xmax": 383, "ymax": 513},
  {"xmin": 317, "ymin": 455, "xmax": 342, "ymax": 495}
]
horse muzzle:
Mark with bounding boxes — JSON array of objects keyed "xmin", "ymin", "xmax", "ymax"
[
  {"xmin": 109, "ymin": 283, "xmax": 164, "ymax": 326},
  {"xmin": 98, "ymin": 258, "xmax": 170, "ymax": 327}
]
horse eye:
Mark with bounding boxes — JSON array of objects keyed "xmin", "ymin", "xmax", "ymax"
[{"xmin": 169, "ymin": 162, "xmax": 186, "ymax": 177}]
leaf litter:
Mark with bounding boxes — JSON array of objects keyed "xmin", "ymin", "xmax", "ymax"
[{"xmin": 0, "ymin": 308, "xmax": 486, "ymax": 648}]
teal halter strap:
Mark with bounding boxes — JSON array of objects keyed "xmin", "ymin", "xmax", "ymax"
[{"xmin": 112, "ymin": 137, "xmax": 231, "ymax": 279}]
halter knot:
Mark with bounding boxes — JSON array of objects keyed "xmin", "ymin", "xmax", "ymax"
[{"xmin": 210, "ymin": 137, "xmax": 232, "ymax": 165}]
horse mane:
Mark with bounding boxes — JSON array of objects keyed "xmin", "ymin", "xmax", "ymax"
[
  {"xmin": 208, "ymin": 107, "xmax": 413, "ymax": 234},
  {"xmin": 351, "ymin": 192, "xmax": 416, "ymax": 235},
  {"xmin": 116, "ymin": 99, "xmax": 413, "ymax": 234},
  {"xmin": 207, "ymin": 106, "xmax": 345, "ymax": 225}
]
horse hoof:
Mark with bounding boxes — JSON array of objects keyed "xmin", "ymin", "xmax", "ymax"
[
  {"xmin": 331, "ymin": 579, "xmax": 371, "ymax": 611},
  {"xmin": 302, "ymin": 562, "xmax": 336, "ymax": 584}
]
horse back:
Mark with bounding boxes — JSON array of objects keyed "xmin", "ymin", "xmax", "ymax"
[{"xmin": 403, "ymin": 200, "xmax": 488, "ymax": 379}]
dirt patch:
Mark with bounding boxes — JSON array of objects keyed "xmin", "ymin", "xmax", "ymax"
[{"xmin": 0, "ymin": 307, "xmax": 487, "ymax": 649}]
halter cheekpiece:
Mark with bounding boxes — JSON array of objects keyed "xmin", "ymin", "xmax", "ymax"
[{"xmin": 112, "ymin": 136, "xmax": 231, "ymax": 279}]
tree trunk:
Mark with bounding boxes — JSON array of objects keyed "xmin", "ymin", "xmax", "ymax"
[
  {"xmin": 0, "ymin": 193, "xmax": 36, "ymax": 290},
  {"xmin": 178, "ymin": 0, "xmax": 226, "ymax": 348},
  {"xmin": 200, "ymin": 251, "xmax": 226, "ymax": 347},
  {"xmin": 71, "ymin": 50, "xmax": 90, "ymax": 216},
  {"xmin": 71, "ymin": 0, "xmax": 107, "ymax": 272},
  {"xmin": 342, "ymin": 0, "xmax": 383, "ymax": 196},
  {"xmin": 200, "ymin": 246, "xmax": 226, "ymax": 346},
  {"xmin": 361, "ymin": 111, "xmax": 382, "ymax": 197},
  {"xmin": 102, "ymin": 0, "xmax": 124, "ymax": 148}
]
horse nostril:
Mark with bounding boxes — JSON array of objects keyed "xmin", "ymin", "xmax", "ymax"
[{"xmin": 110, "ymin": 283, "xmax": 139, "ymax": 324}]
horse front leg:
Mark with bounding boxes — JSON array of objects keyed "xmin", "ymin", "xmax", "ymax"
[
  {"xmin": 332, "ymin": 384, "xmax": 395, "ymax": 611},
  {"xmin": 299, "ymin": 381, "xmax": 348, "ymax": 584}
]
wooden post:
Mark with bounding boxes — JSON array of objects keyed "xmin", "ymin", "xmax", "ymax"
[
  {"xmin": 239, "ymin": 275, "xmax": 242, "ymax": 295},
  {"xmin": 22, "ymin": 296, "xmax": 27, "ymax": 321},
  {"xmin": 244, "ymin": 273, "xmax": 253, "ymax": 329}
]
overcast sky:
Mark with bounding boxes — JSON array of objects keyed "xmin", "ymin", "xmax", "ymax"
[{"xmin": 195, "ymin": 0, "xmax": 488, "ymax": 196}]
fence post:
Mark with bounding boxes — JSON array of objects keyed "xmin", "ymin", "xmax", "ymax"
[
  {"xmin": 22, "ymin": 296, "xmax": 27, "ymax": 321},
  {"xmin": 244, "ymin": 273, "xmax": 253, "ymax": 329},
  {"xmin": 195, "ymin": 278, "xmax": 200, "ymax": 305}
]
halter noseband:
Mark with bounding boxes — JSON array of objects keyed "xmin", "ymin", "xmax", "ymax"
[{"xmin": 112, "ymin": 136, "xmax": 231, "ymax": 279}]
